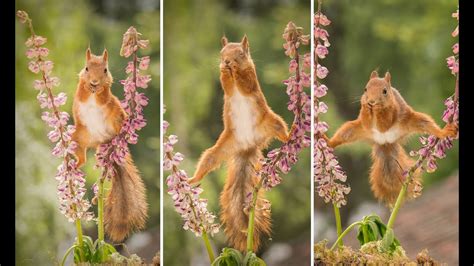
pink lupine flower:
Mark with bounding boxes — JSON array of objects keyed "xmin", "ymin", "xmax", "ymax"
[
  {"xmin": 289, "ymin": 59, "xmax": 298, "ymax": 73},
  {"xmin": 446, "ymin": 56, "xmax": 458, "ymax": 75},
  {"xmin": 33, "ymin": 79, "xmax": 45, "ymax": 90},
  {"xmin": 282, "ymin": 21, "xmax": 310, "ymax": 58},
  {"xmin": 315, "ymin": 13, "xmax": 331, "ymax": 26},
  {"xmin": 16, "ymin": 10, "xmax": 28, "ymax": 23},
  {"xmin": 163, "ymin": 116, "xmax": 220, "ymax": 237},
  {"xmin": 315, "ymin": 84, "xmax": 328, "ymax": 98},
  {"xmin": 257, "ymin": 22, "xmax": 311, "ymax": 192},
  {"xmin": 17, "ymin": 10, "xmax": 93, "ymax": 222},
  {"xmin": 316, "ymin": 44, "xmax": 329, "ymax": 59},
  {"xmin": 139, "ymin": 56, "xmax": 150, "ymax": 70},
  {"xmin": 303, "ymin": 53, "xmax": 311, "ymax": 69},
  {"xmin": 406, "ymin": 7, "xmax": 459, "ymax": 192},
  {"xmin": 316, "ymin": 64, "xmax": 329, "ymax": 79},
  {"xmin": 28, "ymin": 61, "xmax": 40, "ymax": 73},
  {"xmin": 314, "ymin": 11, "xmax": 350, "ymax": 207},
  {"xmin": 38, "ymin": 47, "xmax": 49, "ymax": 57},
  {"xmin": 95, "ymin": 27, "xmax": 150, "ymax": 183},
  {"xmin": 25, "ymin": 35, "xmax": 47, "ymax": 47},
  {"xmin": 452, "ymin": 43, "xmax": 459, "ymax": 54},
  {"xmin": 40, "ymin": 60, "xmax": 54, "ymax": 74},
  {"xmin": 315, "ymin": 28, "xmax": 330, "ymax": 47}
]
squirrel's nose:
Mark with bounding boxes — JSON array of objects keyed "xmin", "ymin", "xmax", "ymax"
[
  {"xmin": 90, "ymin": 80, "xmax": 99, "ymax": 86},
  {"xmin": 368, "ymin": 100, "xmax": 376, "ymax": 105}
]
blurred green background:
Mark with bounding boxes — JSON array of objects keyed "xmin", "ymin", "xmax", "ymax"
[
  {"xmin": 163, "ymin": 0, "xmax": 311, "ymax": 265},
  {"xmin": 314, "ymin": 0, "xmax": 459, "ymax": 263},
  {"xmin": 15, "ymin": 0, "xmax": 160, "ymax": 264}
]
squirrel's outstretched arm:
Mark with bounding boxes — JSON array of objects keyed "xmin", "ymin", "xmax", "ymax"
[
  {"xmin": 404, "ymin": 111, "xmax": 458, "ymax": 139},
  {"xmin": 328, "ymin": 119, "xmax": 365, "ymax": 148},
  {"xmin": 189, "ymin": 130, "xmax": 233, "ymax": 184}
]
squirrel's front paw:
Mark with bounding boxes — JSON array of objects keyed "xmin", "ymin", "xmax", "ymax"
[
  {"xmin": 187, "ymin": 177, "xmax": 197, "ymax": 184},
  {"xmin": 442, "ymin": 123, "xmax": 458, "ymax": 138},
  {"xmin": 221, "ymin": 67, "xmax": 233, "ymax": 77},
  {"xmin": 187, "ymin": 176, "xmax": 203, "ymax": 184}
]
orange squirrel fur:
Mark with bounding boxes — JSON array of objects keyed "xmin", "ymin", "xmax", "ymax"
[
  {"xmin": 327, "ymin": 70, "xmax": 457, "ymax": 205},
  {"xmin": 72, "ymin": 48, "xmax": 148, "ymax": 242},
  {"xmin": 188, "ymin": 35, "xmax": 289, "ymax": 252}
]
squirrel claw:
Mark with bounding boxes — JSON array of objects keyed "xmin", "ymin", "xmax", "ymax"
[
  {"xmin": 187, "ymin": 176, "xmax": 198, "ymax": 184},
  {"xmin": 442, "ymin": 123, "xmax": 458, "ymax": 138}
]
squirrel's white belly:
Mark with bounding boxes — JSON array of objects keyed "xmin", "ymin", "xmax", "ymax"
[
  {"xmin": 77, "ymin": 96, "xmax": 115, "ymax": 144},
  {"xmin": 371, "ymin": 125, "xmax": 402, "ymax": 144},
  {"xmin": 229, "ymin": 89, "xmax": 261, "ymax": 149}
]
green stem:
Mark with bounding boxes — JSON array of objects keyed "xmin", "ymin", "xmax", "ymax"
[
  {"xmin": 246, "ymin": 188, "xmax": 259, "ymax": 252},
  {"xmin": 98, "ymin": 178, "xmax": 105, "ymax": 242},
  {"xmin": 332, "ymin": 203, "xmax": 343, "ymax": 247},
  {"xmin": 330, "ymin": 221, "xmax": 362, "ymax": 250},
  {"xmin": 75, "ymin": 220, "xmax": 85, "ymax": 261},
  {"xmin": 387, "ymin": 182, "xmax": 407, "ymax": 229},
  {"xmin": 60, "ymin": 244, "xmax": 78, "ymax": 266},
  {"xmin": 202, "ymin": 231, "xmax": 215, "ymax": 264}
]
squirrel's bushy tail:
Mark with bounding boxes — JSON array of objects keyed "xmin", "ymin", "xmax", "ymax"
[
  {"xmin": 220, "ymin": 149, "xmax": 271, "ymax": 252},
  {"xmin": 370, "ymin": 143, "xmax": 421, "ymax": 206},
  {"xmin": 105, "ymin": 153, "xmax": 148, "ymax": 242}
]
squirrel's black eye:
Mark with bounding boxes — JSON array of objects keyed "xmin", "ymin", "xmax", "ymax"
[
  {"xmin": 85, "ymin": 67, "xmax": 88, "ymax": 72},
  {"xmin": 383, "ymin": 88, "xmax": 387, "ymax": 94},
  {"xmin": 104, "ymin": 68, "xmax": 107, "ymax": 73}
]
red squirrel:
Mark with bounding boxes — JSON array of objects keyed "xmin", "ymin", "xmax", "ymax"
[
  {"xmin": 72, "ymin": 48, "xmax": 147, "ymax": 242},
  {"xmin": 187, "ymin": 35, "xmax": 290, "ymax": 252},
  {"xmin": 327, "ymin": 70, "xmax": 458, "ymax": 205}
]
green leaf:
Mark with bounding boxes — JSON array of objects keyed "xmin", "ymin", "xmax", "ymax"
[
  {"xmin": 212, "ymin": 248, "xmax": 244, "ymax": 266},
  {"xmin": 243, "ymin": 252, "xmax": 266, "ymax": 266},
  {"xmin": 356, "ymin": 226, "xmax": 365, "ymax": 245},
  {"xmin": 91, "ymin": 240, "xmax": 117, "ymax": 263},
  {"xmin": 367, "ymin": 220, "xmax": 380, "ymax": 239}
]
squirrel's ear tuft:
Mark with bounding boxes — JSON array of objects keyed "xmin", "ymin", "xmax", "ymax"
[
  {"xmin": 241, "ymin": 34, "xmax": 249, "ymax": 53},
  {"xmin": 370, "ymin": 70, "xmax": 378, "ymax": 79},
  {"xmin": 221, "ymin": 36, "xmax": 228, "ymax": 47},
  {"xmin": 86, "ymin": 48, "xmax": 91, "ymax": 61},
  {"xmin": 102, "ymin": 48, "xmax": 108, "ymax": 62},
  {"xmin": 384, "ymin": 71, "xmax": 391, "ymax": 83}
]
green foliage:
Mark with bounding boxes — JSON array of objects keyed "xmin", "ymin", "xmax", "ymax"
[
  {"xmin": 212, "ymin": 248, "xmax": 243, "ymax": 266},
  {"xmin": 72, "ymin": 236, "xmax": 117, "ymax": 264},
  {"xmin": 212, "ymin": 248, "xmax": 266, "ymax": 266},
  {"xmin": 354, "ymin": 214, "xmax": 401, "ymax": 255},
  {"xmin": 61, "ymin": 236, "xmax": 117, "ymax": 265}
]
